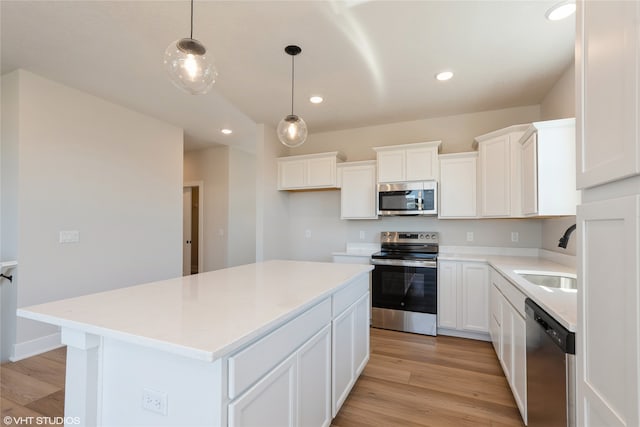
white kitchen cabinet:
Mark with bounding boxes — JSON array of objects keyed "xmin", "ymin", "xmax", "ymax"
[
  {"xmin": 502, "ymin": 296, "xmax": 527, "ymax": 423},
  {"xmin": 337, "ymin": 161, "xmax": 377, "ymax": 219},
  {"xmin": 297, "ymin": 325, "xmax": 332, "ymax": 427},
  {"xmin": 372, "ymin": 141, "xmax": 441, "ymax": 183},
  {"xmin": 489, "ymin": 280, "xmax": 503, "ymax": 358},
  {"xmin": 277, "ymin": 152, "xmax": 345, "ymax": 190},
  {"xmin": 332, "ymin": 292, "xmax": 369, "ymax": 417},
  {"xmin": 489, "ymin": 267, "xmax": 527, "ymax": 424},
  {"xmin": 437, "ymin": 260, "xmax": 489, "ymax": 339},
  {"xmin": 438, "ymin": 152, "xmax": 477, "ymax": 218},
  {"xmin": 228, "ymin": 353, "xmax": 297, "ymax": 427},
  {"xmin": 475, "ymin": 125, "xmax": 528, "ymax": 217},
  {"xmin": 577, "ymin": 195, "xmax": 639, "ymax": 427},
  {"xmin": 520, "ymin": 118, "xmax": 578, "ymax": 216},
  {"xmin": 576, "ymin": 0, "xmax": 640, "ymax": 189}
]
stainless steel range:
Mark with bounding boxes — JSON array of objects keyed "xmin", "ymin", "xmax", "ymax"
[{"xmin": 370, "ymin": 231, "xmax": 438, "ymax": 336}]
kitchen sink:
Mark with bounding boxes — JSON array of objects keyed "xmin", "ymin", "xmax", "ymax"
[{"xmin": 515, "ymin": 271, "xmax": 577, "ymax": 290}]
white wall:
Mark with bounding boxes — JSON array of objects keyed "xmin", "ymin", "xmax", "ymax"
[
  {"xmin": 255, "ymin": 124, "xmax": 290, "ymax": 261},
  {"xmin": 227, "ymin": 147, "xmax": 256, "ymax": 267},
  {"xmin": 2, "ymin": 70, "xmax": 183, "ymax": 359},
  {"xmin": 1, "ymin": 71, "xmax": 20, "ymax": 361},
  {"xmin": 184, "ymin": 146, "xmax": 229, "ymax": 271}
]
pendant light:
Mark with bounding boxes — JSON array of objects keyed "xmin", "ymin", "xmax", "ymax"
[
  {"xmin": 164, "ymin": 0, "xmax": 217, "ymax": 95},
  {"xmin": 277, "ymin": 45, "xmax": 308, "ymax": 148}
]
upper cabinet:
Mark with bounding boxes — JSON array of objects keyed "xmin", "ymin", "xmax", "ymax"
[
  {"xmin": 337, "ymin": 161, "xmax": 377, "ymax": 220},
  {"xmin": 520, "ymin": 118, "xmax": 578, "ymax": 216},
  {"xmin": 474, "ymin": 125, "xmax": 528, "ymax": 218},
  {"xmin": 278, "ymin": 152, "xmax": 345, "ymax": 191},
  {"xmin": 439, "ymin": 152, "xmax": 478, "ymax": 219},
  {"xmin": 576, "ymin": 0, "xmax": 640, "ymax": 189},
  {"xmin": 372, "ymin": 141, "xmax": 441, "ymax": 183}
]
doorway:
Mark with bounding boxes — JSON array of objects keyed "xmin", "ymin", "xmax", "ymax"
[{"xmin": 183, "ymin": 182, "xmax": 204, "ymax": 275}]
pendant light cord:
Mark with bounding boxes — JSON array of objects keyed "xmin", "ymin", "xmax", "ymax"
[
  {"xmin": 290, "ymin": 54, "xmax": 295, "ymax": 116},
  {"xmin": 190, "ymin": 0, "xmax": 194, "ymax": 39}
]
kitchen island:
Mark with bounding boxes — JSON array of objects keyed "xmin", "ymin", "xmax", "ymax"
[{"xmin": 18, "ymin": 260, "xmax": 373, "ymax": 427}]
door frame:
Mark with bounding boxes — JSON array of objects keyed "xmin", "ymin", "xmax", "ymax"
[{"xmin": 184, "ymin": 181, "xmax": 204, "ymax": 274}]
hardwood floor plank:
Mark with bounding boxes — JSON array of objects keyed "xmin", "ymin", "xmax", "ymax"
[
  {"xmin": 25, "ymin": 390, "xmax": 65, "ymax": 418},
  {"xmin": 39, "ymin": 347, "xmax": 67, "ymax": 365},
  {"xmin": 4, "ymin": 353, "xmax": 66, "ymax": 389},
  {"xmin": 0, "ymin": 366, "xmax": 61, "ymax": 406}
]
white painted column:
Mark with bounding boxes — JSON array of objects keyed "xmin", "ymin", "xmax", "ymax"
[{"xmin": 61, "ymin": 328, "xmax": 101, "ymax": 427}]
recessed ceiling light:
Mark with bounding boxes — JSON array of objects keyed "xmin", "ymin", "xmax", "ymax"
[
  {"xmin": 221, "ymin": 128, "xmax": 233, "ymax": 135},
  {"xmin": 310, "ymin": 96, "xmax": 324, "ymax": 104},
  {"xmin": 546, "ymin": 1, "xmax": 576, "ymax": 21},
  {"xmin": 435, "ymin": 71, "xmax": 453, "ymax": 81}
]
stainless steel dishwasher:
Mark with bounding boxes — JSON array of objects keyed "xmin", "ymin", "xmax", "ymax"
[{"xmin": 525, "ymin": 298, "xmax": 576, "ymax": 427}]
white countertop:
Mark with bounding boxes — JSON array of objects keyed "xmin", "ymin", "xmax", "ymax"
[
  {"xmin": 439, "ymin": 253, "xmax": 577, "ymax": 331},
  {"xmin": 18, "ymin": 260, "xmax": 373, "ymax": 362}
]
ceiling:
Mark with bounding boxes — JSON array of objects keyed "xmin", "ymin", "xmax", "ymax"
[{"xmin": 0, "ymin": 1, "xmax": 575, "ymax": 152}]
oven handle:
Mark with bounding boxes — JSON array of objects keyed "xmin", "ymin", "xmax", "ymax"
[{"xmin": 370, "ymin": 259, "xmax": 437, "ymax": 268}]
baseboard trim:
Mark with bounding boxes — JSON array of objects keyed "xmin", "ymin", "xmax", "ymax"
[
  {"xmin": 10, "ymin": 332, "xmax": 63, "ymax": 361},
  {"xmin": 437, "ymin": 328, "xmax": 491, "ymax": 342}
]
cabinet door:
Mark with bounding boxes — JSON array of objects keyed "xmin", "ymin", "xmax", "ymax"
[
  {"xmin": 307, "ymin": 157, "xmax": 335, "ymax": 187},
  {"xmin": 228, "ymin": 353, "xmax": 297, "ymax": 427},
  {"xmin": 298, "ymin": 325, "xmax": 331, "ymax": 427},
  {"xmin": 511, "ymin": 308, "xmax": 527, "ymax": 423},
  {"xmin": 577, "ymin": 195, "xmax": 640, "ymax": 427},
  {"xmin": 278, "ymin": 160, "xmax": 306, "ymax": 190},
  {"xmin": 521, "ymin": 133, "xmax": 538, "ymax": 215},
  {"xmin": 439, "ymin": 156, "xmax": 477, "ymax": 218},
  {"xmin": 501, "ymin": 301, "xmax": 513, "ymax": 383},
  {"xmin": 437, "ymin": 261, "xmax": 458, "ymax": 329},
  {"xmin": 489, "ymin": 283, "xmax": 502, "ymax": 357},
  {"xmin": 353, "ymin": 293, "xmax": 370, "ymax": 377},
  {"xmin": 460, "ymin": 263, "xmax": 489, "ymax": 333},
  {"xmin": 377, "ymin": 150, "xmax": 405, "ymax": 183},
  {"xmin": 479, "ymin": 135, "xmax": 511, "ymax": 216},
  {"xmin": 332, "ymin": 304, "xmax": 355, "ymax": 417},
  {"xmin": 577, "ymin": 0, "xmax": 640, "ymax": 189},
  {"xmin": 340, "ymin": 164, "xmax": 377, "ymax": 219},
  {"xmin": 406, "ymin": 146, "xmax": 438, "ymax": 181}
]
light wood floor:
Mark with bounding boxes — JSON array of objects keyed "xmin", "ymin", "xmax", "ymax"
[{"xmin": 0, "ymin": 329, "xmax": 524, "ymax": 427}]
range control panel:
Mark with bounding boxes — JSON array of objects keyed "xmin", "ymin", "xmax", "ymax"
[{"xmin": 380, "ymin": 231, "xmax": 439, "ymax": 244}]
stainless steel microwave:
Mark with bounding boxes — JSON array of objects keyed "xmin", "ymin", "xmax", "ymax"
[{"xmin": 377, "ymin": 181, "xmax": 437, "ymax": 216}]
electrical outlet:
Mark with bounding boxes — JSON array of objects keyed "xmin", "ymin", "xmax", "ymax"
[
  {"xmin": 511, "ymin": 232, "xmax": 519, "ymax": 242},
  {"xmin": 304, "ymin": 229, "xmax": 312, "ymax": 239},
  {"xmin": 359, "ymin": 230, "xmax": 366, "ymax": 240},
  {"xmin": 142, "ymin": 388, "xmax": 168, "ymax": 415},
  {"xmin": 466, "ymin": 232, "xmax": 474, "ymax": 242},
  {"xmin": 59, "ymin": 230, "xmax": 80, "ymax": 244}
]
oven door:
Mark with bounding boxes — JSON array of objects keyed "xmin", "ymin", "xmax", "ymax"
[{"xmin": 371, "ymin": 262, "xmax": 437, "ymax": 314}]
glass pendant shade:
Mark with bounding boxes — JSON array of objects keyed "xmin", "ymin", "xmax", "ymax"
[
  {"xmin": 277, "ymin": 114, "xmax": 308, "ymax": 148},
  {"xmin": 164, "ymin": 38, "xmax": 217, "ymax": 95}
]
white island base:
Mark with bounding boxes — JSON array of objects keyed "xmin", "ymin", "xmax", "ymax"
[{"xmin": 18, "ymin": 261, "xmax": 372, "ymax": 427}]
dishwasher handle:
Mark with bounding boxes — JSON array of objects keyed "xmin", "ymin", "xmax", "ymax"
[{"xmin": 525, "ymin": 298, "xmax": 575, "ymax": 354}]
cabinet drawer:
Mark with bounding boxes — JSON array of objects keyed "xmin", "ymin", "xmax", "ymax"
[
  {"xmin": 499, "ymin": 277, "xmax": 527, "ymax": 318},
  {"xmin": 332, "ymin": 275, "xmax": 368, "ymax": 317},
  {"xmin": 228, "ymin": 298, "xmax": 331, "ymax": 399}
]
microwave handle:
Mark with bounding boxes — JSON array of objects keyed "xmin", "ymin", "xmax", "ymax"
[{"xmin": 417, "ymin": 190, "xmax": 423, "ymax": 210}]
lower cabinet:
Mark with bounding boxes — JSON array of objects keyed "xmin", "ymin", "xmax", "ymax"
[
  {"xmin": 332, "ymin": 293, "xmax": 369, "ymax": 416},
  {"xmin": 228, "ymin": 353, "xmax": 298, "ymax": 427},
  {"xmin": 438, "ymin": 260, "xmax": 490, "ymax": 337},
  {"xmin": 489, "ymin": 268, "xmax": 527, "ymax": 424},
  {"xmin": 228, "ymin": 276, "xmax": 370, "ymax": 427}
]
